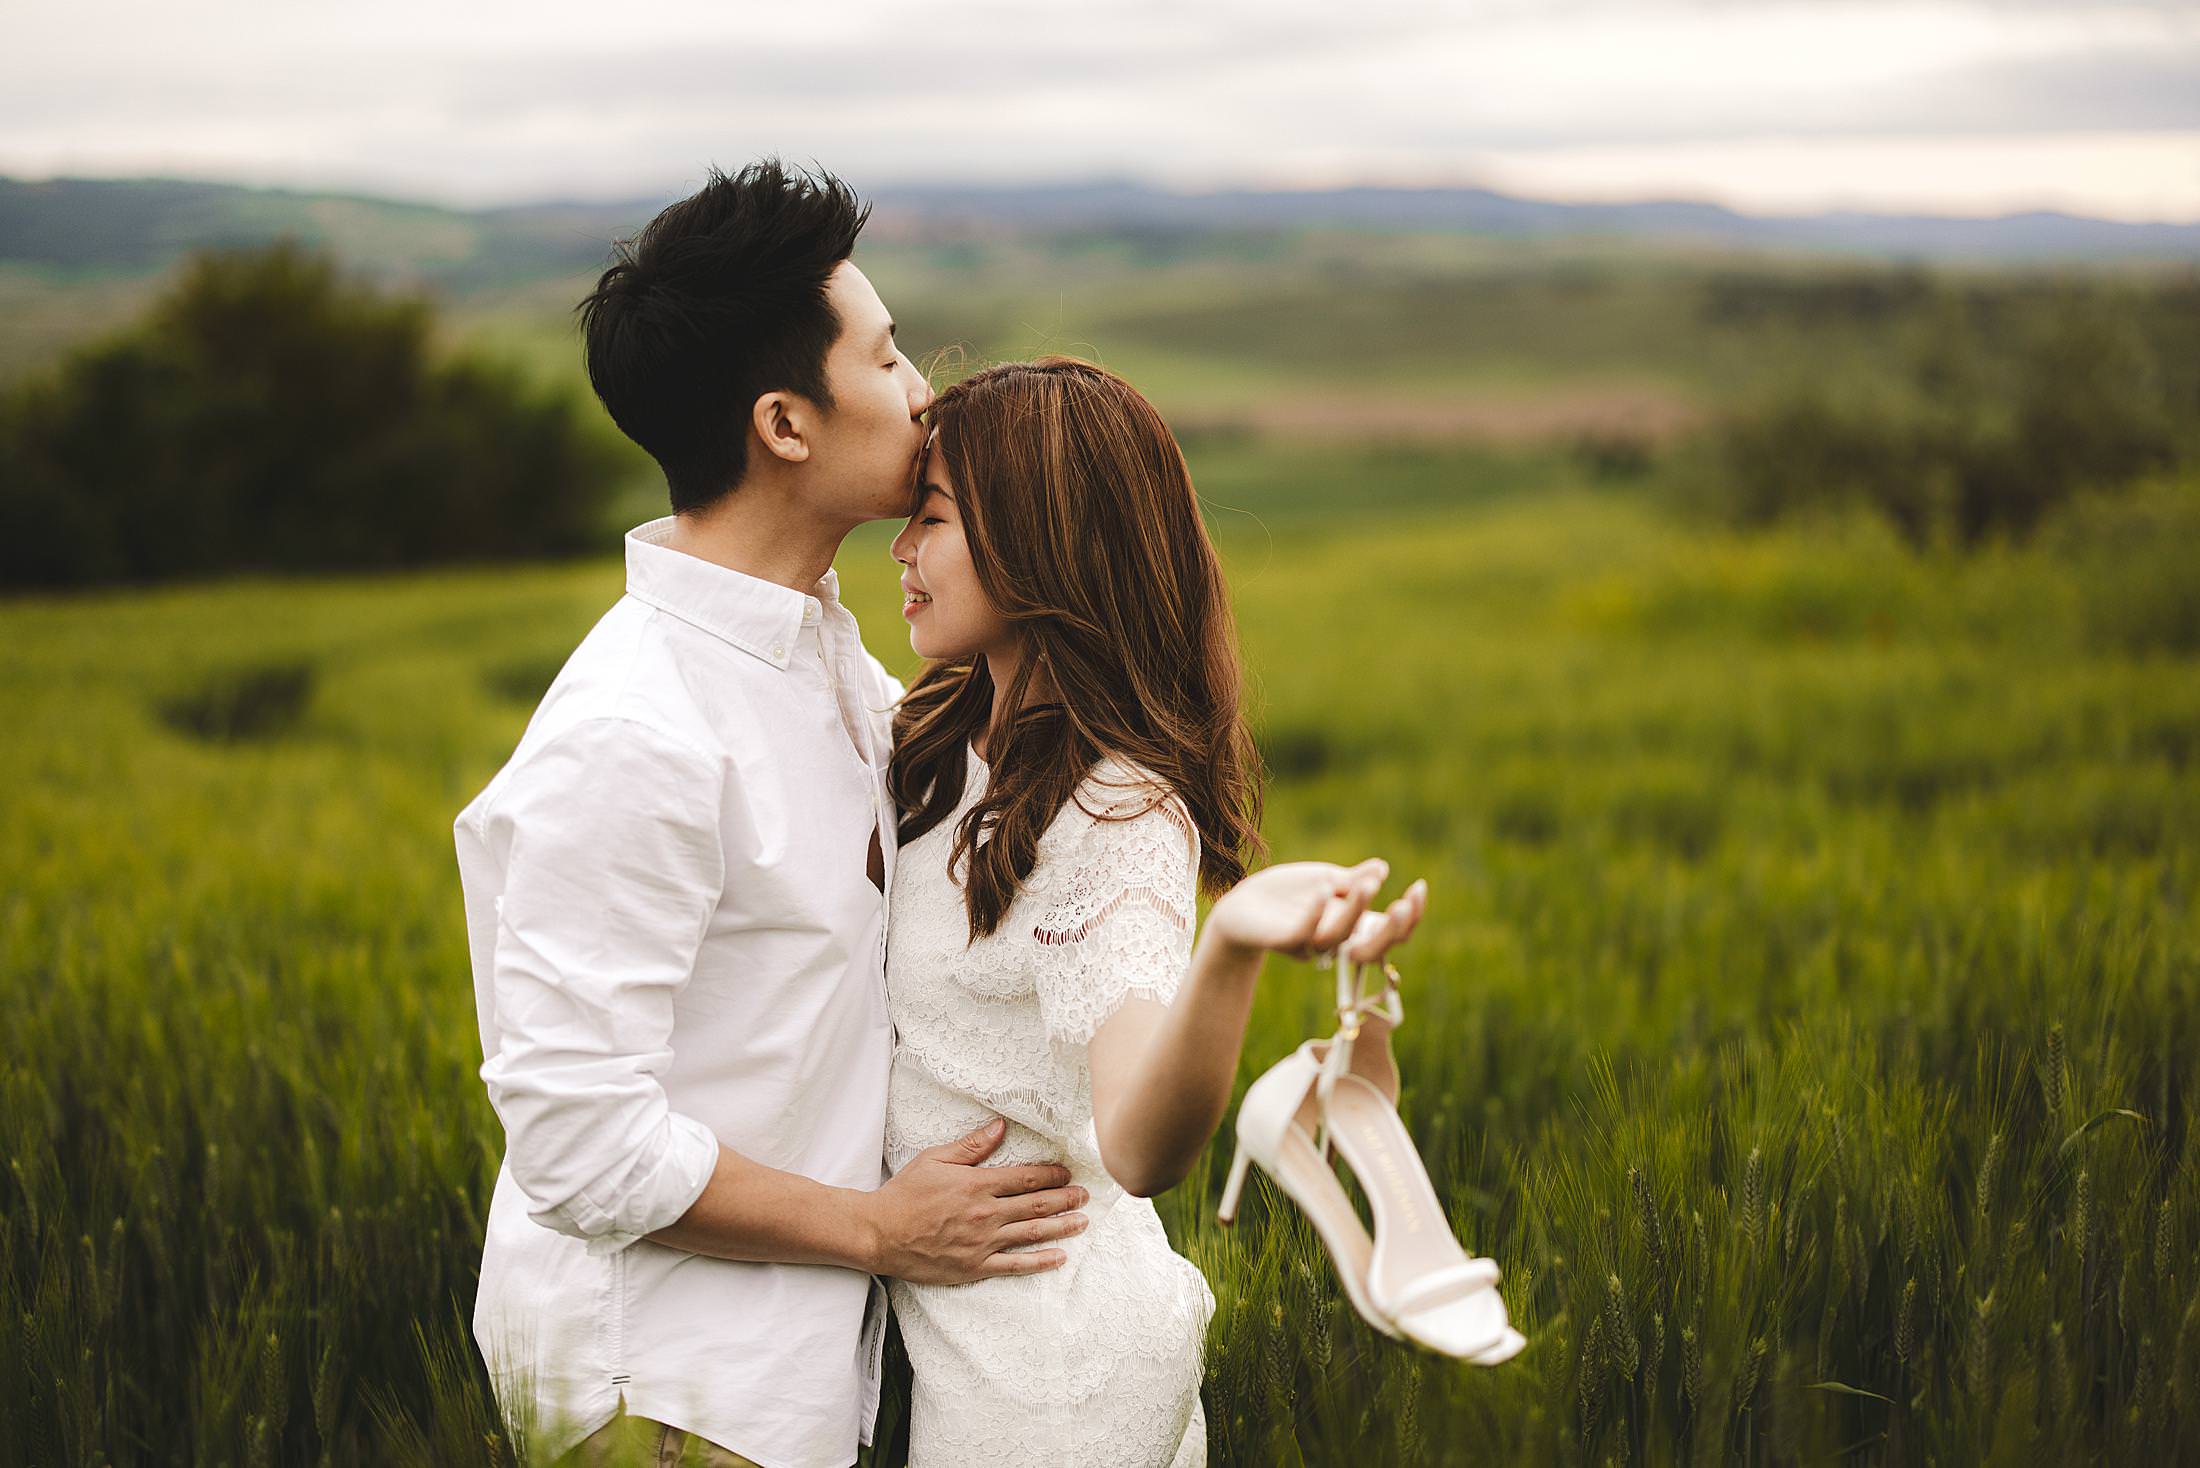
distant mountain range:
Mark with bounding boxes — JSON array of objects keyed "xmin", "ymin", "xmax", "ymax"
[
  {"xmin": 868, "ymin": 181, "xmax": 2200, "ymax": 264},
  {"xmin": 2, "ymin": 176, "xmax": 2193, "ymax": 290}
]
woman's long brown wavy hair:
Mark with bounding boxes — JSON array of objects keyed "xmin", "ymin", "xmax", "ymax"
[{"xmin": 891, "ymin": 357, "xmax": 1265, "ymax": 940}]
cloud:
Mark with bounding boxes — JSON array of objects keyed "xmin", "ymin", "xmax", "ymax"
[
  {"xmin": 1885, "ymin": 43, "xmax": 2200, "ymax": 133},
  {"xmin": 0, "ymin": 0, "xmax": 2193, "ymax": 217}
]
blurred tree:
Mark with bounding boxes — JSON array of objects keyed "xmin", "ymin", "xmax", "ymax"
[
  {"xmin": 1704, "ymin": 280, "xmax": 2186, "ymax": 549},
  {"xmin": 1992, "ymin": 294, "xmax": 2179, "ymax": 540},
  {"xmin": 0, "ymin": 242, "xmax": 627, "ymax": 587}
]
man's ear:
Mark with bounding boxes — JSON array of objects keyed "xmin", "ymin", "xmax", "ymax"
[{"xmin": 750, "ymin": 391, "xmax": 814, "ymax": 465}]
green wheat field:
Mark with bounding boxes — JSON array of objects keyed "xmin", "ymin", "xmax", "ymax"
[
  {"xmin": 6, "ymin": 453, "xmax": 2196, "ymax": 1465},
  {"xmin": 4, "ymin": 198, "xmax": 2199, "ymax": 1464}
]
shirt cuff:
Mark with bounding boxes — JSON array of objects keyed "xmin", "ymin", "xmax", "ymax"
[{"xmin": 570, "ymin": 1112, "xmax": 722, "ymax": 1258}]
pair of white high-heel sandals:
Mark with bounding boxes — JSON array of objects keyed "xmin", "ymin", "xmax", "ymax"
[{"xmin": 1217, "ymin": 947, "xmax": 1526, "ymax": 1364}]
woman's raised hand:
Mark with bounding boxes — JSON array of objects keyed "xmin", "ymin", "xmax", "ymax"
[{"xmin": 1207, "ymin": 858, "xmax": 1428, "ymax": 964}]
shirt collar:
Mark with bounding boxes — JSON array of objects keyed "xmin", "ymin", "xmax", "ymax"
[{"xmin": 623, "ymin": 516, "xmax": 841, "ymax": 671}]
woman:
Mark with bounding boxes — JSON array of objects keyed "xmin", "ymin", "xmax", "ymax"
[{"xmin": 883, "ymin": 358, "xmax": 1428, "ymax": 1465}]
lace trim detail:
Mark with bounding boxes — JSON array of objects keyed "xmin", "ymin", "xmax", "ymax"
[
  {"xmin": 1150, "ymin": 796, "xmax": 1194, "ymax": 840},
  {"xmin": 1033, "ymin": 884, "xmax": 1191, "ymax": 946},
  {"xmin": 1071, "ymin": 782, "xmax": 1194, "ymax": 836}
]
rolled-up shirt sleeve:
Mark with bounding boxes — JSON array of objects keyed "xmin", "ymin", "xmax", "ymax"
[{"xmin": 475, "ymin": 715, "xmax": 725, "ymax": 1254}]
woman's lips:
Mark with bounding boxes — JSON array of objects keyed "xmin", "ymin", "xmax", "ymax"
[{"xmin": 901, "ymin": 594, "xmax": 931, "ymax": 620}]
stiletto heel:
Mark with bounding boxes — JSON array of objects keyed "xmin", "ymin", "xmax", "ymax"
[{"xmin": 1217, "ymin": 1144, "xmax": 1254, "ymax": 1226}]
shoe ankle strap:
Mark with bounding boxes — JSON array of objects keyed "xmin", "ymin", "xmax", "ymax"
[{"xmin": 1312, "ymin": 953, "xmax": 1405, "ymax": 1157}]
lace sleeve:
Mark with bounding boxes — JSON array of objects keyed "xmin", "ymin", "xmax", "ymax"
[{"xmin": 1027, "ymin": 769, "xmax": 1200, "ymax": 1049}]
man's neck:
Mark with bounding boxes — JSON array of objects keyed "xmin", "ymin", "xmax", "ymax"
[{"xmin": 664, "ymin": 483, "xmax": 851, "ymax": 594}]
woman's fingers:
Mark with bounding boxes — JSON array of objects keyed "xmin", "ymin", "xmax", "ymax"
[
  {"xmin": 1305, "ymin": 875, "xmax": 1378, "ymax": 955},
  {"xmin": 1344, "ymin": 902, "xmax": 1403, "ymax": 963},
  {"xmin": 1324, "ymin": 857, "xmax": 1385, "ymax": 893},
  {"xmin": 1239, "ymin": 859, "xmax": 1415, "ymax": 960},
  {"xmin": 1388, "ymin": 881, "xmax": 1427, "ymax": 943},
  {"xmin": 1390, "ymin": 883, "xmax": 1427, "ymax": 946},
  {"xmin": 1344, "ymin": 878, "xmax": 1428, "ymax": 963},
  {"xmin": 1342, "ymin": 908, "xmax": 1386, "ymax": 964}
]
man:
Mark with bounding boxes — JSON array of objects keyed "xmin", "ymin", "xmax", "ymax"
[{"xmin": 454, "ymin": 160, "xmax": 1090, "ymax": 1468}]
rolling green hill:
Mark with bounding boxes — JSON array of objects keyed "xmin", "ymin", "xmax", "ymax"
[{"xmin": 0, "ymin": 177, "xmax": 639, "ymax": 286}]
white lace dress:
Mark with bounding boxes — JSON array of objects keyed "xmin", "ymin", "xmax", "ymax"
[{"xmin": 884, "ymin": 745, "xmax": 1215, "ymax": 1467}]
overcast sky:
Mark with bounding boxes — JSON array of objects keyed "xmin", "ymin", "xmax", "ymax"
[{"xmin": 7, "ymin": 0, "xmax": 2199, "ymax": 221}]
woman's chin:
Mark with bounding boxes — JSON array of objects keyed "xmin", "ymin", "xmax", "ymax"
[{"xmin": 908, "ymin": 630, "xmax": 976, "ymax": 662}]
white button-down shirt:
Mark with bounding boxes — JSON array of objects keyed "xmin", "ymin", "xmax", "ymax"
[{"xmin": 455, "ymin": 517, "xmax": 901, "ymax": 1468}]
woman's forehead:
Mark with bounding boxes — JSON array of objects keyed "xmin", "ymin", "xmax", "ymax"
[{"xmin": 916, "ymin": 431, "xmax": 954, "ymax": 496}]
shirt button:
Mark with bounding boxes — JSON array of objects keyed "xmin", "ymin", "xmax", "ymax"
[{"xmin": 771, "ymin": 642, "xmax": 787, "ymax": 660}]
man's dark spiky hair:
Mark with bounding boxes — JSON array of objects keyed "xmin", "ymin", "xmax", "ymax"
[{"xmin": 577, "ymin": 159, "xmax": 871, "ymax": 512}]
